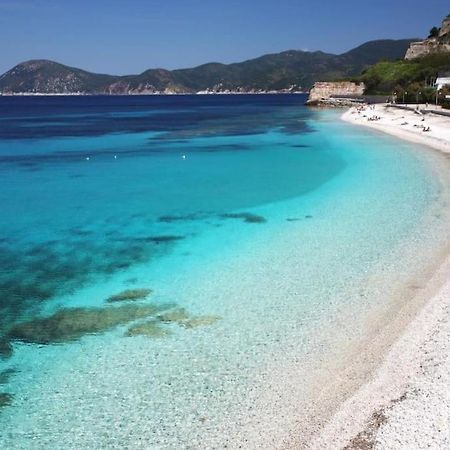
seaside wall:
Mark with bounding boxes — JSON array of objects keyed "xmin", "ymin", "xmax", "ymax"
[{"xmin": 306, "ymin": 81, "xmax": 365, "ymax": 106}]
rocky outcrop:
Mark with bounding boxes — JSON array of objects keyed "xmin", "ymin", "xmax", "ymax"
[
  {"xmin": 306, "ymin": 81, "xmax": 365, "ymax": 106},
  {"xmin": 405, "ymin": 41, "xmax": 450, "ymax": 60},
  {"xmin": 405, "ymin": 14, "xmax": 450, "ymax": 60}
]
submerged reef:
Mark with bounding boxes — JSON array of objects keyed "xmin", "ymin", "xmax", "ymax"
[
  {"xmin": 158, "ymin": 213, "xmax": 202, "ymax": 223},
  {"xmin": 156, "ymin": 308, "xmax": 221, "ymax": 328},
  {"xmin": 220, "ymin": 212, "xmax": 267, "ymax": 224},
  {"xmin": 286, "ymin": 215, "xmax": 313, "ymax": 222},
  {"xmin": 124, "ymin": 308, "xmax": 221, "ymax": 337},
  {"xmin": 156, "ymin": 308, "xmax": 190, "ymax": 323},
  {"xmin": 2, "ymin": 291, "xmax": 221, "ymax": 355},
  {"xmin": 125, "ymin": 320, "xmax": 171, "ymax": 338},
  {"xmin": 6, "ymin": 304, "xmax": 173, "ymax": 345},
  {"xmin": 2, "ymin": 302, "xmax": 221, "ymax": 354},
  {"xmin": 180, "ymin": 315, "xmax": 221, "ymax": 329},
  {"xmin": 0, "ymin": 392, "xmax": 13, "ymax": 408},
  {"xmin": 0, "ymin": 340, "xmax": 13, "ymax": 359},
  {"xmin": 0, "ymin": 368, "xmax": 15, "ymax": 385},
  {"xmin": 138, "ymin": 235, "xmax": 185, "ymax": 244},
  {"xmin": 291, "ymin": 144, "xmax": 310, "ymax": 148},
  {"xmin": 0, "ymin": 224, "xmax": 187, "ymax": 333},
  {"xmin": 106, "ymin": 288, "xmax": 153, "ymax": 303}
]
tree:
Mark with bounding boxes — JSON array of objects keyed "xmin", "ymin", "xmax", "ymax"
[
  {"xmin": 428, "ymin": 27, "xmax": 440, "ymax": 38},
  {"xmin": 441, "ymin": 86, "xmax": 450, "ymax": 109}
]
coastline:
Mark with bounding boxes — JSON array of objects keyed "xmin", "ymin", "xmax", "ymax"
[
  {"xmin": 0, "ymin": 91, "xmax": 306, "ymax": 97},
  {"xmin": 308, "ymin": 105, "xmax": 450, "ymax": 448},
  {"xmin": 2, "ymin": 101, "xmax": 450, "ymax": 448},
  {"xmin": 342, "ymin": 103, "xmax": 450, "ymax": 154},
  {"xmin": 310, "ymin": 242, "xmax": 450, "ymax": 449}
]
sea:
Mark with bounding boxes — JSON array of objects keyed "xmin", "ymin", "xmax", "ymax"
[{"xmin": 0, "ymin": 94, "xmax": 450, "ymax": 448}]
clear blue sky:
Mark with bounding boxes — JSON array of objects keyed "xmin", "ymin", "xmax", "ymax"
[{"xmin": 0, "ymin": 0, "xmax": 448, "ymax": 75}]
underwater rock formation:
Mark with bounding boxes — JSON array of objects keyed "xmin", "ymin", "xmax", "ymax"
[
  {"xmin": 0, "ymin": 340, "xmax": 13, "ymax": 359},
  {"xmin": 156, "ymin": 308, "xmax": 220, "ymax": 328},
  {"xmin": 106, "ymin": 288, "xmax": 153, "ymax": 303},
  {"xmin": 124, "ymin": 309, "xmax": 221, "ymax": 337},
  {"xmin": 180, "ymin": 315, "xmax": 221, "ymax": 329},
  {"xmin": 7, "ymin": 304, "xmax": 172, "ymax": 345},
  {"xmin": 158, "ymin": 213, "xmax": 201, "ymax": 223},
  {"xmin": 125, "ymin": 320, "xmax": 171, "ymax": 338},
  {"xmin": 0, "ymin": 368, "xmax": 15, "ymax": 385},
  {"xmin": 220, "ymin": 212, "xmax": 266, "ymax": 224},
  {"xmin": 0, "ymin": 392, "xmax": 13, "ymax": 408},
  {"xmin": 3, "ymin": 299, "xmax": 221, "ymax": 352},
  {"xmin": 156, "ymin": 308, "xmax": 190, "ymax": 323},
  {"xmin": 141, "ymin": 235, "xmax": 185, "ymax": 244}
]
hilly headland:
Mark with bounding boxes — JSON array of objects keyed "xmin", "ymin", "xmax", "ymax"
[{"xmin": 0, "ymin": 39, "xmax": 414, "ymax": 95}]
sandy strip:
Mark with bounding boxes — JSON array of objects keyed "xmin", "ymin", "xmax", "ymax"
[
  {"xmin": 310, "ymin": 106, "xmax": 450, "ymax": 448},
  {"xmin": 310, "ymin": 253, "xmax": 450, "ymax": 449},
  {"xmin": 342, "ymin": 104, "xmax": 450, "ymax": 154}
]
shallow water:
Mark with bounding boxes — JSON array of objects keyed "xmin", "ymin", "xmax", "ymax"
[{"xmin": 0, "ymin": 95, "xmax": 449, "ymax": 448}]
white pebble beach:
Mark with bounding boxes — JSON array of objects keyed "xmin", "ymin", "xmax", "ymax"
[{"xmin": 314, "ymin": 104, "xmax": 450, "ymax": 448}]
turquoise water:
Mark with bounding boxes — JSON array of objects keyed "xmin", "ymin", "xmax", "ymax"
[{"xmin": 0, "ymin": 95, "xmax": 449, "ymax": 448}]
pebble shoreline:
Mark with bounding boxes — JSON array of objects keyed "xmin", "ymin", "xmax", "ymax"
[{"xmin": 312, "ymin": 106, "xmax": 450, "ymax": 449}]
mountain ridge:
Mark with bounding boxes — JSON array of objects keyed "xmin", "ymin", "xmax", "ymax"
[{"xmin": 0, "ymin": 39, "xmax": 416, "ymax": 95}]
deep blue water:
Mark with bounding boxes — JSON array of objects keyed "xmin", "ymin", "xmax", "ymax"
[
  {"xmin": 0, "ymin": 94, "xmax": 311, "ymax": 140},
  {"xmin": 1, "ymin": 94, "xmax": 340, "ymax": 331}
]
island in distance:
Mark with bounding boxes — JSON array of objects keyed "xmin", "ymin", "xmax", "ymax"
[{"xmin": 0, "ymin": 39, "xmax": 415, "ymax": 95}]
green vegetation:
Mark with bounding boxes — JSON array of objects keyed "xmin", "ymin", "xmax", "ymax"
[
  {"xmin": 441, "ymin": 86, "xmax": 450, "ymax": 109},
  {"xmin": 428, "ymin": 26, "xmax": 440, "ymax": 38},
  {"xmin": 357, "ymin": 53, "xmax": 450, "ymax": 105}
]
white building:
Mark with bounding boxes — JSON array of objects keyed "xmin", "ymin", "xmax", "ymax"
[{"xmin": 436, "ymin": 77, "xmax": 450, "ymax": 90}]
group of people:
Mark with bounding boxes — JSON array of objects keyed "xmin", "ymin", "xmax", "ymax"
[
  {"xmin": 352, "ymin": 103, "xmax": 434, "ymax": 133},
  {"xmin": 413, "ymin": 123, "xmax": 431, "ymax": 132}
]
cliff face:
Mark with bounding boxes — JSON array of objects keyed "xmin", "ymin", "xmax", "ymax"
[
  {"xmin": 405, "ymin": 41, "xmax": 450, "ymax": 60},
  {"xmin": 306, "ymin": 81, "xmax": 365, "ymax": 105},
  {"xmin": 405, "ymin": 15, "xmax": 450, "ymax": 60},
  {"xmin": 440, "ymin": 16, "xmax": 450, "ymax": 39}
]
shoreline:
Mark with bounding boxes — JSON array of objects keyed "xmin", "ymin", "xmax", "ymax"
[
  {"xmin": 2, "ymin": 104, "xmax": 450, "ymax": 448},
  {"xmin": 342, "ymin": 103, "xmax": 450, "ymax": 154},
  {"xmin": 308, "ymin": 105, "xmax": 450, "ymax": 448},
  {"xmin": 0, "ymin": 91, "xmax": 306, "ymax": 97},
  {"xmin": 310, "ymin": 240, "xmax": 450, "ymax": 449}
]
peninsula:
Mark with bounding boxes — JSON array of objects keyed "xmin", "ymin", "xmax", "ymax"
[{"xmin": 0, "ymin": 39, "xmax": 413, "ymax": 95}]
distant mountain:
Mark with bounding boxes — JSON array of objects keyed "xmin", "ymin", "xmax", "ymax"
[{"xmin": 0, "ymin": 39, "xmax": 416, "ymax": 95}]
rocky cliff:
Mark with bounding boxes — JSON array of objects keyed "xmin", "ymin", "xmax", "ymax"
[
  {"xmin": 405, "ymin": 14, "xmax": 450, "ymax": 60},
  {"xmin": 306, "ymin": 81, "xmax": 365, "ymax": 106}
]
